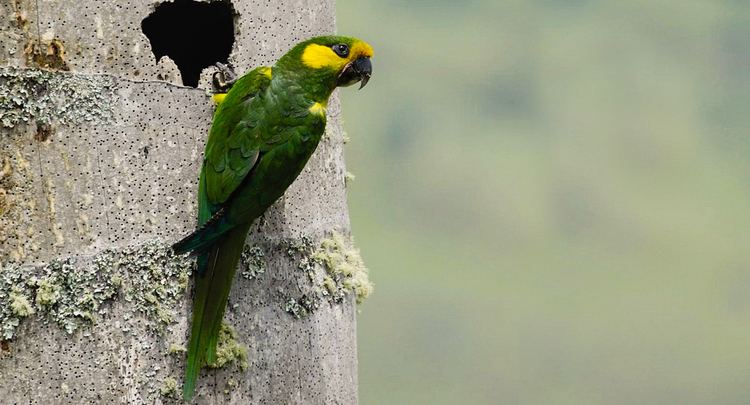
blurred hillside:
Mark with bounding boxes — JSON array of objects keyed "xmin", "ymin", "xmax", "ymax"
[{"xmin": 338, "ymin": 1, "xmax": 750, "ymax": 404}]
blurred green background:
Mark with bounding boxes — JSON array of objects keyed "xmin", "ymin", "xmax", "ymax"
[{"xmin": 338, "ymin": 1, "xmax": 750, "ymax": 404}]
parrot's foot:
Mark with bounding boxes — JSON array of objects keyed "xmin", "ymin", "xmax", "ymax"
[{"xmin": 212, "ymin": 62, "xmax": 238, "ymax": 93}]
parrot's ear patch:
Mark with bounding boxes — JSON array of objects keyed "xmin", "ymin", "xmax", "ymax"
[
  {"xmin": 141, "ymin": 0, "xmax": 236, "ymax": 87},
  {"xmin": 301, "ymin": 41, "xmax": 374, "ymax": 71},
  {"xmin": 301, "ymin": 44, "xmax": 347, "ymax": 70}
]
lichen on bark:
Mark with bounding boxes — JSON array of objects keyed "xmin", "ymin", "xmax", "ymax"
[
  {"xmin": 0, "ymin": 67, "xmax": 116, "ymax": 129},
  {"xmin": 207, "ymin": 322, "xmax": 249, "ymax": 371},
  {"xmin": 283, "ymin": 232, "xmax": 373, "ymax": 318},
  {"xmin": 240, "ymin": 244, "xmax": 265, "ymax": 280},
  {"xmin": 0, "ymin": 240, "xmax": 192, "ymax": 339}
]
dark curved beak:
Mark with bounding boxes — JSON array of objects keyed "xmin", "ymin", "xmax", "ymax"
[{"xmin": 337, "ymin": 57, "xmax": 372, "ymax": 89}]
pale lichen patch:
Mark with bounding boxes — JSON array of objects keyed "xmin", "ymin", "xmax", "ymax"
[
  {"xmin": 0, "ymin": 240, "xmax": 192, "ymax": 339},
  {"xmin": 224, "ymin": 377, "xmax": 238, "ymax": 394},
  {"xmin": 282, "ymin": 232, "xmax": 372, "ymax": 318},
  {"xmin": 240, "ymin": 244, "xmax": 265, "ymax": 280},
  {"xmin": 9, "ymin": 287, "xmax": 33, "ymax": 317},
  {"xmin": 34, "ymin": 279, "xmax": 60, "ymax": 307},
  {"xmin": 119, "ymin": 242, "xmax": 193, "ymax": 333},
  {"xmin": 344, "ymin": 171, "xmax": 355, "ymax": 186},
  {"xmin": 0, "ymin": 67, "xmax": 116, "ymax": 129},
  {"xmin": 312, "ymin": 232, "xmax": 373, "ymax": 304},
  {"xmin": 207, "ymin": 322, "xmax": 249, "ymax": 371},
  {"xmin": 159, "ymin": 377, "xmax": 178, "ymax": 398},
  {"xmin": 167, "ymin": 343, "xmax": 186, "ymax": 355},
  {"xmin": 284, "ymin": 295, "xmax": 317, "ymax": 320}
]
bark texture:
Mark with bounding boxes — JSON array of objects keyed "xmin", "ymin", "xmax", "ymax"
[{"xmin": 0, "ymin": 1, "xmax": 361, "ymax": 403}]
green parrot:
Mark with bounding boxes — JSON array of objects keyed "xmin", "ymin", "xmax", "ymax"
[{"xmin": 172, "ymin": 35, "xmax": 373, "ymax": 401}]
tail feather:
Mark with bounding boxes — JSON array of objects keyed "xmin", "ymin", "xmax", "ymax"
[
  {"xmin": 182, "ymin": 223, "xmax": 251, "ymax": 401},
  {"xmin": 172, "ymin": 208, "xmax": 231, "ymax": 256},
  {"xmin": 191, "ymin": 170, "xmax": 216, "ymax": 275}
]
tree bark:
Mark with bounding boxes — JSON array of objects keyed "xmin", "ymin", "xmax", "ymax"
[{"xmin": 0, "ymin": 1, "xmax": 364, "ymax": 403}]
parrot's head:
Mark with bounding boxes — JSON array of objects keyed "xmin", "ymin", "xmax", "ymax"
[{"xmin": 278, "ymin": 35, "xmax": 374, "ymax": 93}]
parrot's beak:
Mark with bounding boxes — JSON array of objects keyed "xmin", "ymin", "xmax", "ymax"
[{"xmin": 337, "ymin": 57, "xmax": 372, "ymax": 89}]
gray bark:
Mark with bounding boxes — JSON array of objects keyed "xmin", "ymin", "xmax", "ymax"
[{"xmin": 0, "ymin": 1, "xmax": 362, "ymax": 403}]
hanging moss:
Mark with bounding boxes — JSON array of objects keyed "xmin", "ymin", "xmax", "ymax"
[{"xmin": 344, "ymin": 171, "xmax": 355, "ymax": 185}]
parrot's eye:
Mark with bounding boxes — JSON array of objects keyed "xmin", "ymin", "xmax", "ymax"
[{"xmin": 332, "ymin": 44, "xmax": 349, "ymax": 58}]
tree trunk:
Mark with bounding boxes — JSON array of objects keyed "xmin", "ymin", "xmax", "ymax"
[{"xmin": 0, "ymin": 1, "xmax": 367, "ymax": 403}]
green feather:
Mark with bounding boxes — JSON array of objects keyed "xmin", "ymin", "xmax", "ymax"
[{"xmin": 182, "ymin": 224, "xmax": 249, "ymax": 401}]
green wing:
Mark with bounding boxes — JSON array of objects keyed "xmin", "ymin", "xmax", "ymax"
[
  {"xmin": 203, "ymin": 66, "xmax": 272, "ymax": 206},
  {"xmin": 173, "ymin": 66, "xmax": 274, "ymax": 256}
]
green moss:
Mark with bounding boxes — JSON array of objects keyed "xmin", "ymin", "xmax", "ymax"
[
  {"xmin": 323, "ymin": 276, "xmax": 337, "ymax": 296},
  {"xmin": 207, "ymin": 322, "xmax": 249, "ymax": 370},
  {"xmin": 159, "ymin": 377, "xmax": 178, "ymax": 398},
  {"xmin": 109, "ymin": 274, "xmax": 123, "ymax": 288}
]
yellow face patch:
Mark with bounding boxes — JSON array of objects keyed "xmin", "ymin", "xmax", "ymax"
[{"xmin": 301, "ymin": 41, "xmax": 374, "ymax": 70}]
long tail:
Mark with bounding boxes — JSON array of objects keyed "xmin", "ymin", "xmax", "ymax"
[{"xmin": 182, "ymin": 222, "xmax": 251, "ymax": 401}]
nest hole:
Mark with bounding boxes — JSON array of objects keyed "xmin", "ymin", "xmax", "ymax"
[{"xmin": 141, "ymin": 0, "xmax": 235, "ymax": 87}]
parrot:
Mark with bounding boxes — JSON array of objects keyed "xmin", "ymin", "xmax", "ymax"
[{"xmin": 171, "ymin": 35, "xmax": 373, "ymax": 401}]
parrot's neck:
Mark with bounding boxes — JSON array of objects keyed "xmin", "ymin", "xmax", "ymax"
[{"xmin": 273, "ymin": 66, "xmax": 336, "ymax": 105}]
